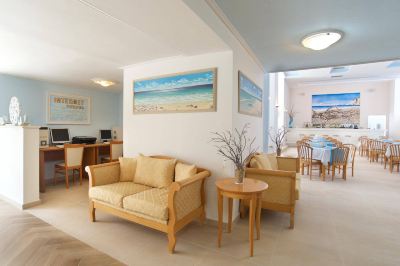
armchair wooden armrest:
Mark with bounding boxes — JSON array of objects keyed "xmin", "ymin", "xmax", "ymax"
[
  {"xmin": 277, "ymin": 156, "xmax": 300, "ymax": 172},
  {"xmin": 85, "ymin": 162, "xmax": 120, "ymax": 188}
]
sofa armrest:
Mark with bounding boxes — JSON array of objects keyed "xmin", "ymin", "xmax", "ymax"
[
  {"xmin": 245, "ymin": 168, "xmax": 296, "ymax": 205},
  {"xmin": 168, "ymin": 169, "xmax": 210, "ymax": 222},
  {"xmin": 277, "ymin": 156, "xmax": 299, "ymax": 172},
  {"xmin": 85, "ymin": 162, "xmax": 120, "ymax": 188}
]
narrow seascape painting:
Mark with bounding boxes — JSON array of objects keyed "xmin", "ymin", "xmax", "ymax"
[
  {"xmin": 312, "ymin": 92, "xmax": 360, "ymax": 127},
  {"xmin": 238, "ymin": 71, "xmax": 262, "ymax": 117},
  {"xmin": 133, "ymin": 68, "xmax": 217, "ymax": 114}
]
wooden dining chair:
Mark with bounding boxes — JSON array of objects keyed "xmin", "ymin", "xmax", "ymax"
[
  {"xmin": 53, "ymin": 144, "xmax": 84, "ymax": 189},
  {"xmin": 388, "ymin": 144, "xmax": 400, "ymax": 173},
  {"xmin": 101, "ymin": 140, "xmax": 123, "ymax": 163},
  {"xmin": 344, "ymin": 144, "xmax": 356, "ymax": 177},
  {"xmin": 330, "ymin": 146, "xmax": 350, "ymax": 181},
  {"xmin": 358, "ymin": 136, "xmax": 368, "ymax": 156},
  {"xmin": 299, "ymin": 144, "xmax": 322, "ymax": 179},
  {"xmin": 369, "ymin": 140, "xmax": 386, "ymax": 163}
]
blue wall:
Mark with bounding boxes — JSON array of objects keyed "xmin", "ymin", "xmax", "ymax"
[{"xmin": 0, "ymin": 74, "xmax": 122, "ymax": 138}]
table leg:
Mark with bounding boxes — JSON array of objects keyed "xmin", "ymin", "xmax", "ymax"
[
  {"xmin": 217, "ymin": 189, "xmax": 223, "ymax": 248},
  {"xmin": 227, "ymin": 198, "xmax": 233, "ymax": 233},
  {"xmin": 249, "ymin": 195, "xmax": 256, "ymax": 257},
  {"xmin": 256, "ymin": 195, "xmax": 262, "ymax": 240}
]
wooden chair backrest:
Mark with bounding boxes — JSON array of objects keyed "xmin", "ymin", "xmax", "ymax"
[
  {"xmin": 331, "ymin": 147, "xmax": 349, "ymax": 166},
  {"xmin": 343, "ymin": 144, "xmax": 356, "ymax": 163},
  {"xmin": 64, "ymin": 144, "xmax": 84, "ymax": 167},
  {"xmin": 390, "ymin": 144, "xmax": 400, "ymax": 159},
  {"xmin": 110, "ymin": 140, "xmax": 123, "ymax": 161},
  {"xmin": 299, "ymin": 144, "xmax": 313, "ymax": 162},
  {"xmin": 369, "ymin": 140, "xmax": 384, "ymax": 152}
]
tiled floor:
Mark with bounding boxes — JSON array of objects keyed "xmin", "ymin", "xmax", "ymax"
[{"xmin": 26, "ymin": 152, "xmax": 400, "ymax": 266}]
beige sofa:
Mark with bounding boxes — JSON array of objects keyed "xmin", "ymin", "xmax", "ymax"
[
  {"xmin": 86, "ymin": 155, "xmax": 210, "ymax": 253},
  {"xmin": 240, "ymin": 153, "xmax": 300, "ymax": 228}
]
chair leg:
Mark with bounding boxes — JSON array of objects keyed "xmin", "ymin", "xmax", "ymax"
[
  {"xmin": 72, "ymin": 169, "xmax": 75, "ymax": 185},
  {"xmin": 289, "ymin": 207, "xmax": 294, "ymax": 229},
  {"xmin": 79, "ymin": 167, "xmax": 83, "ymax": 185},
  {"xmin": 343, "ymin": 167, "xmax": 347, "ymax": 180},
  {"xmin": 301, "ymin": 163, "xmax": 304, "ymax": 175},
  {"xmin": 53, "ymin": 167, "xmax": 57, "ymax": 185},
  {"xmin": 332, "ymin": 166, "xmax": 335, "ymax": 181},
  {"xmin": 65, "ymin": 169, "xmax": 69, "ymax": 189},
  {"xmin": 239, "ymin": 200, "xmax": 247, "ymax": 219},
  {"xmin": 89, "ymin": 200, "xmax": 96, "ymax": 222},
  {"xmin": 352, "ymin": 163, "xmax": 354, "ymax": 177}
]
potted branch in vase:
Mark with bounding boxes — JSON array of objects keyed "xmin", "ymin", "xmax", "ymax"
[
  {"xmin": 210, "ymin": 124, "xmax": 257, "ymax": 184},
  {"xmin": 269, "ymin": 127, "xmax": 288, "ymax": 156}
]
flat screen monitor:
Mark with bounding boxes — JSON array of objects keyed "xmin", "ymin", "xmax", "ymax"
[
  {"xmin": 50, "ymin": 128, "xmax": 70, "ymax": 144},
  {"xmin": 100, "ymin": 129, "xmax": 112, "ymax": 141}
]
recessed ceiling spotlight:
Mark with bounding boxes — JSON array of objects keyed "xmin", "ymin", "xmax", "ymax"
[
  {"xmin": 302, "ymin": 31, "xmax": 342, "ymax": 51},
  {"xmin": 91, "ymin": 78, "xmax": 116, "ymax": 87}
]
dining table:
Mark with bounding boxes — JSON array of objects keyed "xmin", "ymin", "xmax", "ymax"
[{"xmin": 310, "ymin": 138, "xmax": 337, "ymax": 180}]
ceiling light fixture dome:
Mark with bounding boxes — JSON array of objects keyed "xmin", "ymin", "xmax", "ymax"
[
  {"xmin": 301, "ymin": 31, "xmax": 342, "ymax": 51},
  {"xmin": 91, "ymin": 78, "xmax": 116, "ymax": 87}
]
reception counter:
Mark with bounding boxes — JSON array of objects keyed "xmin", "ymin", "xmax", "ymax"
[{"xmin": 287, "ymin": 128, "xmax": 385, "ymax": 146}]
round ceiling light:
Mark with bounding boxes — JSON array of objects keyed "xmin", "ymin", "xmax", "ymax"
[{"xmin": 301, "ymin": 31, "xmax": 342, "ymax": 51}]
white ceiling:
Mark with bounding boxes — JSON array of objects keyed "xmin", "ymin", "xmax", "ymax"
[
  {"xmin": 285, "ymin": 60, "xmax": 400, "ymax": 87},
  {"xmin": 0, "ymin": 0, "xmax": 228, "ymax": 91},
  {"xmin": 214, "ymin": 0, "xmax": 400, "ymax": 73}
]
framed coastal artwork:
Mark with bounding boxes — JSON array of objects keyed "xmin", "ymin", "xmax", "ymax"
[
  {"xmin": 132, "ymin": 68, "xmax": 217, "ymax": 114},
  {"xmin": 238, "ymin": 71, "xmax": 262, "ymax": 117},
  {"xmin": 47, "ymin": 92, "xmax": 91, "ymax": 124},
  {"xmin": 312, "ymin": 92, "xmax": 360, "ymax": 127}
]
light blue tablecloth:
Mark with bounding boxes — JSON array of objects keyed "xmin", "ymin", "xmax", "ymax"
[{"xmin": 313, "ymin": 147, "xmax": 336, "ymax": 165}]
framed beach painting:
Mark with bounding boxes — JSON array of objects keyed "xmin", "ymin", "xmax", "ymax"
[
  {"xmin": 238, "ymin": 71, "xmax": 262, "ymax": 117},
  {"xmin": 47, "ymin": 92, "xmax": 91, "ymax": 124},
  {"xmin": 132, "ymin": 68, "xmax": 217, "ymax": 114},
  {"xmin": 312, "ymin": 92, "xmax": 360, "ymax": 127}
]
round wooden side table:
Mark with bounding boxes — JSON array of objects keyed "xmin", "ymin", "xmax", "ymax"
[{"xmin": 215, "ymin": 178, "xmax": 268, "ymax": 257}]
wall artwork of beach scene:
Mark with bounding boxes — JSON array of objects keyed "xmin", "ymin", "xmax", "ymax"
[
  {"xmin": 132, "ymin": 68, "xmax": 217, "ymax": 114},
  {"xmin": 238, "ymin": 71, "xmax": 262, "ymax": 117},
  {"xmin": 312, "ymin": 92, "xmax": 360, "ymax": 127}
]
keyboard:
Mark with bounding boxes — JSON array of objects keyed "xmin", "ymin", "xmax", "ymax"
[{"xmin": 56, "ymin": 145, "xmax": 64, "ymax": 148}]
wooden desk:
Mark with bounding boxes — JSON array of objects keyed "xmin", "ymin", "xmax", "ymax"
[
  {"xmin": 216, "ymin": 178, "xmax": 268, "ymax": 257},
  {"xmin": 39, "ymin": 143, "xmax": 110, "ymax": 193}
]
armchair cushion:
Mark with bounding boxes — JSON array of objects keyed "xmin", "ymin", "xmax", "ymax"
[
  {"xmin": 119, "ymin": 157, "xmax": 137, "ymax": 182},
  {"xmin": 175, "ymin": 162, "xmax": 197, "ymax": 182},
  {"xmin": 123, "ymin": 188, "xmax": 169, "ymax": 221},
  {"xmin": 135, "ymin": 155, "xmax": 176, "ymax": 188},
  {"xmin": 89, "ymin": 182, "xmax": 151, "ymax": 207},
  {"xmin": 250, "ymin": 153, "xmax": 278, "ymax": 170}
]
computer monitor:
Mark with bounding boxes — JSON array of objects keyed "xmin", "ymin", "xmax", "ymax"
[
  {"xmin": 100, "ymin": 129, "xmax": 112, "ymax": 141},
  {"xmin": 50, "ymin": 128, "xmax": 70, "ymax": 144}
]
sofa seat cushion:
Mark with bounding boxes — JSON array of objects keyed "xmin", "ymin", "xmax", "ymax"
[
  {"xmin": 123, "ymin": 188, "xmax": 169, "ymax": 221},
  {"xmin": 89, "ymin": 182, "xmax": 151, "ymax": 207}
]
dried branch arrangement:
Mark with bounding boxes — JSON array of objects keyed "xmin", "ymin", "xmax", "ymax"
[
  {"xmin": 269, "ymin": 127, "xmax": 289, "ymax": 154},
  {"xmin": 210, "ymin": 123, "xmax": 258, "ymax": 171}
]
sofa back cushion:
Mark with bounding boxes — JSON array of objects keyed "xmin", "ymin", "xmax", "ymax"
[
  {"xmin": 135, "ymin": 155, "xmax": 176, "ymax": 188},
  {"xmin": 175, "ymin": 162, "xmax": 197, "ymax": 182},
  {"xmin": 119, "ymin": 157, "xmax": 137, "ymax": 182},
  {"xmin": 250, "ymin": 153, "xmax": 278, "ymax": 170}
]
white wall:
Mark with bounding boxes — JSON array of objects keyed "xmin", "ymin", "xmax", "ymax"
[
  {"xmin": 389, "ymin": 79, "xmax": 400, "ymax": 137},
  {"xmin": 0, "ymin": 126, "xmax": 39, "ymax": 209},
  {"xmin": 288, "ymin": 80, "xmax": 392, "ymax": 129},
  {"xmin": 124, "ymin": 52, "xmax": 234, "ymax": 220}
]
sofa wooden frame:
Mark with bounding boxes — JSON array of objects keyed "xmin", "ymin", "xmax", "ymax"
[{"xmin": 86, "ymin": 156, "xmax": 210, "ymax": 253}]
